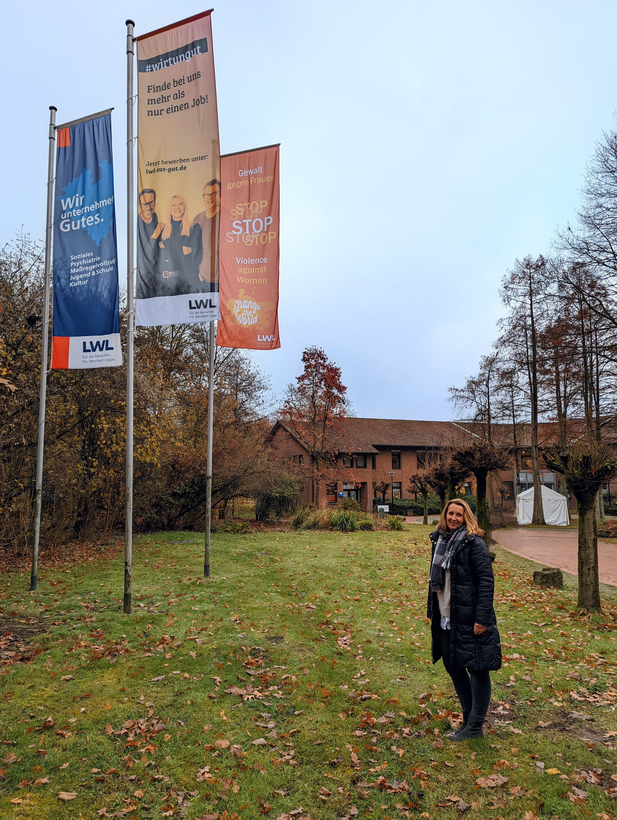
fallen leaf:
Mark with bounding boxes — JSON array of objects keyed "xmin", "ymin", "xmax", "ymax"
[
  {"xmin": 58, "ymin": 791, "xmax": 78, "ymax": 801},
  {"xmin": 567, "ymin": 787, "xmax": 587, "ymax": 804},
  {"xmin": 252, "ymin": 738, "xmax": 268, "ymax": 746},
  {"xmin": 476, "ymin": 774, "xmax": 508, "ymax": 788}
]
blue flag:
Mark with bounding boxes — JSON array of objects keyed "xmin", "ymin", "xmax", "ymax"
[{"xmin": 52, "ymin": 112, "xmax": 122, "ymax": 368}]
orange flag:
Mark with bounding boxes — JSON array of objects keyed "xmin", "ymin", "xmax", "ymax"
[{"xmin": 217, "ymin": 145, "xmax": 280, "ymax": 349}]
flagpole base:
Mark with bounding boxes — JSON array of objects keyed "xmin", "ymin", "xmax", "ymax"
[
  {"xmin": 124, "ymin": 593, "xmax": 132, "ymax": 614},
  {"xmin": 30, "ymin": 575, "xmax": 38, "ymax": 591}
]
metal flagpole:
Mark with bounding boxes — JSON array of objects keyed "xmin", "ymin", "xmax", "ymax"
[
  {"xmin": 204, "ymin": 320, "xmax": 215, "ymax": 578},
  {"xmin": 31, "ymin": 105, "xmax": 57, "ymax": 592},
  {"xmin": 125, "ymin": 20, "xmax": 136, "ymax": 614}
]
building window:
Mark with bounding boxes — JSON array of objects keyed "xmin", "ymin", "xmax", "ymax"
[
  {"xmin": 392, "ymin": 482, "xmax": 402, "ymax": 499},
  {"xmin": 518, "ymin": 471, "xmax": 556, "ymax": 492},
  {"xmin": 342, "ymin": 483, "xmax": 361, "ymax": 503},
  {"xmin": 356, "ymin": 455, "xmax": 366, "ymax": 468},
  {"xmin": 392, "ymin": 451, "xmax": 401, "ymax": 470},
  {"xmin": 342, "ymin": 455, "xmax": 352, "ymax": 468},
  {"xmin": 326, "ymin": 482, "xmax": 338, "ymax": 496},
  {"xmin": 291, "ymin": 454, "xmax": 304, "ymax": 465},
  {"xmin": 416, "ymin": 448, "xmax": 438, "ymax": 468}
]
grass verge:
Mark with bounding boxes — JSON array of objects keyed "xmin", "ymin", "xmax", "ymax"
[{"xmin": 1, "ymin": 526, "xmax": 616, "ymax": 819}]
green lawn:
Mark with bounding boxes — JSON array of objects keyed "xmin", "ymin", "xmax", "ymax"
[{"xmin": 1, "ymin": 526, "xmax": 616, "ymax": 819}]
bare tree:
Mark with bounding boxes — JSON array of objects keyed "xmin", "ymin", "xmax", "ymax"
[
  {"xmin": 449, "ymin": 353, "xmax": 501, "ymax": 444},
  {"xmin": 500, "ymin": 256, "xmax": 552, "ymax": 525},
  {"xmin": 408, "ymin": 471, "xmax": 431, "ymax": 524},
  {"xmin": 452, "ymin": 444, "xmax": 509, "ymax": 542}
]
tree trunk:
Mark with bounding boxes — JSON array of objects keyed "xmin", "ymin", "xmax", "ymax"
[
  {"xmin": 528, "ymin": 278, "xmax": 544, "ymax": 526},
  {"xmin": 596, "ymin": 490, "xmax": 605, "ymax": 521},
  {"xmin": 423, "ymin": 492, "xmax": 428, "ymax": 525},
  {"xmin": 447, "ymin": 477, "xmax": 456, "ymax": 501},
  {"xmin": 476, "ymin": 470, "xmax": 490, "ymax": 539},
  {"xmin": 438, "ymin": 489, "xmax": 447, "ymax": 511},
  {"xmin": 488, "ymin": 472, "xmax": 497, "ymax": 511},
  {"xmin": 530, "ymin": 440, "xmax": 544, "ymax": 525},
  {"xmin": 577, "ymin": 493, "xmax": 601, "ymax": 611}
]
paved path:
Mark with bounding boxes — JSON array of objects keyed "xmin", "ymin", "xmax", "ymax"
[{"xmin": 494, "ymin": 528, "xmax": 617, "ymax": 587}]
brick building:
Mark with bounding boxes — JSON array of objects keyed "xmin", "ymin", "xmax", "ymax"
[{"xmin": 267, "ymin": 417, "xmax": 606, "ymax": 513}]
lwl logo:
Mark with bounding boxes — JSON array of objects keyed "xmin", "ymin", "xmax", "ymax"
[
  {"xmin": 189, "ymin": 298, "xmax": 216, "ymax": 309},
  {"xmin": 82, "ymin": 340, "xmax": 114, "ymax": 352},
  {"xmin": 258, "ymin": 334, "xmax": 276, "ymax": 342}
]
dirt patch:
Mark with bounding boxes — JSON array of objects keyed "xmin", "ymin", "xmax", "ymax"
[{"xmin": 0, "ymin": 615, "xmax": 49, "ymax": 665}]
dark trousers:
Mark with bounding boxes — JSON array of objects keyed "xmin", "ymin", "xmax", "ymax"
[{"xmin": 440, "ymin": 628, "xmax": 491, "ymax": 720}]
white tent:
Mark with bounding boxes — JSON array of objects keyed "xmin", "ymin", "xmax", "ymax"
[{"xmin": 516, "ymin": 484, "xmax": 570, "ymax": 526}]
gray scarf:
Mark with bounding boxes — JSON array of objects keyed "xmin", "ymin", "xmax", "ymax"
[{"xmin": 430, "ymin": 526, "xmax": 467, "ymax": 592}]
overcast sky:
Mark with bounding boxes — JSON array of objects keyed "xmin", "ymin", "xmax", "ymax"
[{"xmin": 2, "ymin": 0, "xmax": 617, "ymax": 420}]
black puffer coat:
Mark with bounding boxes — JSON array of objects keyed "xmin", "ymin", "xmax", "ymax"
[{"xmin": 427, "ymin": 530, "xmax": 501, "ymax": 671}]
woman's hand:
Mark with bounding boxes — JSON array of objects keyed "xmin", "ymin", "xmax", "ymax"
[{"xmin": 473, "ymin": 623, "xmax": 486, "ymax": 635}]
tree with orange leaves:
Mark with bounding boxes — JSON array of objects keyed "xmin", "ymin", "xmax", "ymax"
[{"xmin": 281, "ymin": 347, "xmax": 351, "ymax": 506}]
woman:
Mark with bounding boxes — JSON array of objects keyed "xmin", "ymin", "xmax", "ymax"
[
  {"xmin": 157, "ymin": 195, "xmax": 203, "ymax": 294},
  {"xmin": 427, "ymin": 498, "xmax": 501, "ymax": 740}
]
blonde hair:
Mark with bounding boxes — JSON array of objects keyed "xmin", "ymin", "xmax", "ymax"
[
  {"xmin": 162, "ymin": 195, "xmax": 191, "ymax": 240},
  {"xmin": 438, "ymin": 498, "xmax": 484, "ymax": 536}
]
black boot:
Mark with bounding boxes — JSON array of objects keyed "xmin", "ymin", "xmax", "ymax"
[
  {"xmin": 453, "ymin": 711, "xmax": 470, "ymax": 738},
  {"xmin": 452, "ymin": 710, "xmax": 485, "ymax": 741},
  {"xmin": 446, "ymin": 711, "xmax": 469, "ymax": 740}
]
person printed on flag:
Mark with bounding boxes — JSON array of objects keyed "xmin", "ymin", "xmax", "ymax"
[{"xmin": 157, "ymin": 194, "xmax": 203, "ymax": 295}]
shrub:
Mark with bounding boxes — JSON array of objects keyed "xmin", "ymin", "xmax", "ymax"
[
  {"xmin": 388, "ymin": 496, "xmax": 441, "ymax": 517},
  {"xmin": 291, "ymin": 506, "xmax": 312, "ymax": 529},
  {"xmin": 304, "ymin": 511, "xmax": 325, "ymax": 530},
  {"xmin": 339, "ymin": 497, "xmax": 361, "ymax": 512},
  {"xmin": 292, "ymin": 508, "xmax": 374, "ymax": 532},
  {"xmin": 255, "ymin": 472, "xmax": 301, "ymax": 522},
  {"xmin": 328, "ymin": 509, "xmax": 358, "ymax": 532},
  {"xmin": 388, "ymin": 516, "xmax": 404, "ymax": 530},
  {"xmin": 212, "ymin": 520, "xmax": 250, "ymax": 534}
]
